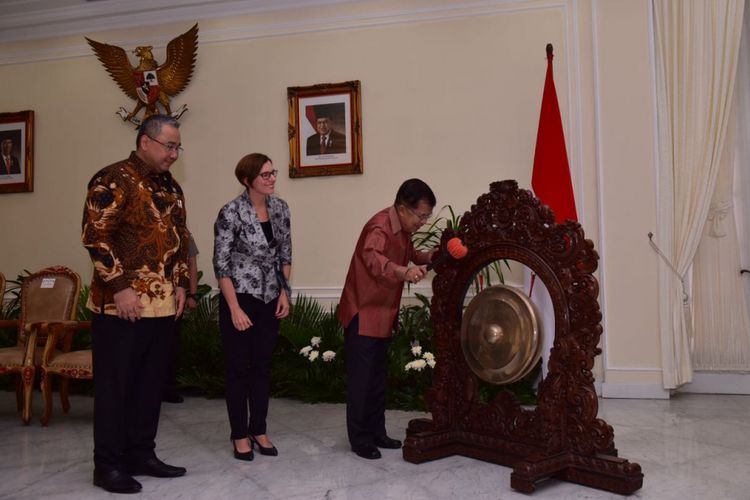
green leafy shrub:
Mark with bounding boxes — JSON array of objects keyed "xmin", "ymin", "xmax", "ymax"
[
  {"xmin": 175, "ymin": 293, "xmax": 224, "ymax": 397},
  {"xmin": 387, "ymin": 293, "xmax": 435, "ymax": 410},
  {"xmin": 0, "ymin": 271, "xmax": 27, "ymax": 348},
  {"xmin": 272, "ymin": 295, "xmax": 346, "ymax": 403}
]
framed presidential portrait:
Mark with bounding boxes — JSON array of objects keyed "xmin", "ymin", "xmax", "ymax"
[
  {"xmin": 0, "ymin": 110, "xmax": 34, "ymax": 194},
  {"xmin": 287, "ymin": 80, "xmax": 362, "ymax": 178}
]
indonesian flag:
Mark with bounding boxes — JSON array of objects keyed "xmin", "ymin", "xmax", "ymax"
[
  {"xmin": 531, "ymin": 44, "xmax": 577, "ymax": 223},
  {"xmin": 527, "ymin": 45, "xmax": 577, "ymax": 378},
  {"xmin": 305, "ymin": 106, "xmax": 317, "ymax": 129}
]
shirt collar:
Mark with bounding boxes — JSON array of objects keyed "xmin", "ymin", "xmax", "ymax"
[
  {"xmin": 129, "ymin": 151, "xmax": 169, "ymax": 179},
  {"xmin": 241, "ymin": 190, "xmax": 271, "ymax": 209},
  {"xmin": 388, "ymin": 206, "xmax": 402, "ymax": 235}
]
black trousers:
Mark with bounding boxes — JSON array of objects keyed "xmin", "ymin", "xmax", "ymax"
[
  {"xmin": 163, "ymin": 317, "xmax": 181, "ymax": 398},
  {"xmin": 345, "ymin": 315, "xmax": 392, "ymax": 449},
  {"xmin": 92, "ymin": 313, "xmax": 173, "ymax": 471},
  {"xmin": 219, "ymin": 294, "xmax": 279, "ymax": 439}
]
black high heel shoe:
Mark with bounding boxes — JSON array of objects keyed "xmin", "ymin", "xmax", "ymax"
[
  {"xmin": 250, "ymin": 435, "xmax": 278, "ymax": 456},
  {"xmin": 231, "ymin": 438, "xmax": 254, "ymax": 461}
]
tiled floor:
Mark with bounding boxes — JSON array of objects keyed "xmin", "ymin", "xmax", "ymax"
[{"xmin": 0, "ymin": 391, "xmax": 749, "ymax": 499}]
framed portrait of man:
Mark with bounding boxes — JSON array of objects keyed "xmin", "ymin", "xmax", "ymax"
[
  {"xmin": 287, "ymin": 81, "xmax": 362, "ymax": 178},
  {"xmin": 0, "ymin": 110, "xmax": 34, "ymax": 194}
]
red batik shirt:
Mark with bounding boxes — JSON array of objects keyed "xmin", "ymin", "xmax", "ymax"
[{"xmin": 337, "ymin": 206, "xmax": 432, "ymax": 338}]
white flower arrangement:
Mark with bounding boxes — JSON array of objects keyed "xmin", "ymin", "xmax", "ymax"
[
  {"xmin": 300, "ymin": 337, "xmax": 337, "ymax": 363},
  {"xmin": 405, "ymin": 359, "xmax": 427, "ymax": 371},
  {"xmin": 404, "ymin": 341, "xmax": 436, "ymax": 372}
]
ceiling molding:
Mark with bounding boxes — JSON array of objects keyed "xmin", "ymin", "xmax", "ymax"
[
  {"xmin": 0, "ymin": 0, "xmax": 556, "ymax": 66},
  {"xmin": 0, "ymin": 0, "xmax": 360, "ymax": 43}
]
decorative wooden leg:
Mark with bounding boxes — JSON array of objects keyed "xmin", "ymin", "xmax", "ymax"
[
  {"xmin": 15, "ymin": 376, "xmax": 22, "ymax": 411},
  {"xmin": 61, "ymin": 378, "xmax": 70, "ymax": 413},
  {"xmin": 21, "ymin": 365, "xmax": 34, "ymax": 425},
  {"xmin": 41, "ymin": 369, "xmax": 52, "ymax": 426}
]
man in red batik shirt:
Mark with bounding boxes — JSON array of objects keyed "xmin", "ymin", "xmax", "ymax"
[{"xmin": 337, "ymin": 178, "xmax": 437, "ymax": 460}]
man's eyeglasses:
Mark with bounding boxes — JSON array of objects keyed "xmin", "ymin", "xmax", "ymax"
[
  {"xmin": 258, "ymin": 169, "xmax": 279, "ymax": 180},
  {"xmin": 409, "ymin": 207, "xmax": 432, "ymax": 222},
  {"xmin": 148, "ymin": 136, "xmax": 183, "ymax": 154}
]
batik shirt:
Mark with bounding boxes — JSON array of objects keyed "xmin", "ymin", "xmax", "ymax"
[
  {"xmin": 82, "ymin": 152, "xmax": 189, "ymax": 317},
  {"xmin": 213, "ymin": 192, "xmax": 292, "ymax": 303}
]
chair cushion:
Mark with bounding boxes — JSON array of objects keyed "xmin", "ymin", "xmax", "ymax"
[
  {"xmin": 47, "ymin": 350, "xmax": 93, "ymax": 379},
  {"xmin": 0, "ymin": 346, "xmax": 24, "ymax": 369},
  {"xmin": 0, "ymin": 346, "xmax": 57, "ymax": 370}
]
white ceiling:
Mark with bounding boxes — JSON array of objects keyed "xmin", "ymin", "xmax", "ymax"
[{"xmin": 0, "ymin": 0, "xmax": 361, "ymax": 43}]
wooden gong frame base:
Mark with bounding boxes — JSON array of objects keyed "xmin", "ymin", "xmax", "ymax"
[{"xmin": 402, "ymin": 181, "xmax": 643, "ymax": 495}]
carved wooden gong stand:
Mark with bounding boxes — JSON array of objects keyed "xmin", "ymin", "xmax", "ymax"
[{"xmin": 403, "ymin": 180, "xmax": 643, "ymax": 494}]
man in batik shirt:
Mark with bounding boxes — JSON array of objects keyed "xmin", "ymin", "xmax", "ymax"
[{"xmin": 82, "ymin": 114, "xmax": 189, "ymax": 494}]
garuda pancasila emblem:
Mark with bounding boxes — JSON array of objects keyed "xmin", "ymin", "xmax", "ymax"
[{"xmin": 86, "ymin": 23, "xmax": 198, "ymax": 126}]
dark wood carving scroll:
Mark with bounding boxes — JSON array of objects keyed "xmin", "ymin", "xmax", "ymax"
[{"xmin": 402, "ymin": 180, "xmax": 643, "ymax": 495}]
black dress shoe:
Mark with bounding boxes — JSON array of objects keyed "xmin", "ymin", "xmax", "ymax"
[
  {"xmin": 250, "ymin": 435, "xmax": 278, "ymax": 456},
  {"xmin": 162, "ymin": 392, "xmax": 184, "ymax": 403},
  {"xmin": 93, "ymin": 468, "xmax": 142, "ymax": 494},
  {"xmin": 232, "ymin": 439, "xmax": 254, "ymax": 461},
  {"xmin": 352, "ymin": 445, "xmax": 382, "ymax": 459},
  {"xmin": 127, "ymin": 457, "xmax": 186, "ymax": 478},
  {"xmin": 374, "ymin": 435, "xmax": 402, "ymax": 449}
]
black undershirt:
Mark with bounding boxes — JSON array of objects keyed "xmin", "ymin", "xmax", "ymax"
[{"xmin": 260, "ymin": 220, "xmax": 274, "ymax": 244}]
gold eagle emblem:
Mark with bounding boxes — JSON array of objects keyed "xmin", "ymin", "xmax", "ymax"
[{"xmin": 86, "ymin": 23, "xmax": 198, "ymax": 126}]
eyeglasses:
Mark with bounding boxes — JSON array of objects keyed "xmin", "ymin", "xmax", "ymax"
[
  {"xmin": 409, "ymin": 207, "xmax": 433, "ymax": 222},
  {"xmin": 258, "ymin": 169, "xmax": 279, "ymax": 180},
  {"xmin": 148, "ymin": 135, "xmax": 183, "ymax": 154}
]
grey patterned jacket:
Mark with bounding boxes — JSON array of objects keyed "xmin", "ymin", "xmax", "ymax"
[{"xmin": 213, "ymin": 192, "xmax": 292, "ymax": 303}]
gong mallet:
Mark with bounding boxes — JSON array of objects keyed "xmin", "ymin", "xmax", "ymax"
[{"xmin": 426, "ymin": 237, "xmax": 469, "ymax": 271}]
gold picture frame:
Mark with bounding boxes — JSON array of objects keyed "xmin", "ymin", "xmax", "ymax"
[
  {"xmin": 0, "ymin": 110, "xmax": 34, "ymax": 194},
  {"xmin": 287, "ymin": 80, "xmax": 362, "ymax": 178}
]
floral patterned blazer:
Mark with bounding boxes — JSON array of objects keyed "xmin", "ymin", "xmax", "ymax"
[{"xmin": 213, "ymin": 191, "xmax": 292, "ymax": 303}]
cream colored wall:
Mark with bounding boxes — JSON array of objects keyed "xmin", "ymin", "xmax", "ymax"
[
  {"xmin": 593, "ymin": 0, "xmax": 664, "ymax": 397},
  {"xmin": 0, "ymin": 0, "xmax": 663, "ymax": 396}
]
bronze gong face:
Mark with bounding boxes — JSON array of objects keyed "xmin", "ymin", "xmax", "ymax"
[{"xmin": 460, "ymin": 284, "xmax": 543, "ymax": 385}]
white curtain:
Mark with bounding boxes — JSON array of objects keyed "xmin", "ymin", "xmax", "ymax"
[
  {"xmin": 734, "ymin": 2, "xmax": 750, "ymax": 336},
  {"xmin": 692, "ymin": 101, "xmax": 750, "ymax": 370},
  {"xmin": 733, "ymin": 3, "xmax": 750, "ymax": 361},
  {"xmin": 652, "ymin": 0, "xmax": 745, "ymax": 388}
]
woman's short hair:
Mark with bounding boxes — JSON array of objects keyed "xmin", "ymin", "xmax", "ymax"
[{"xmin": 235, "ymin": 153, "xmax": 272, "ymax": 187}]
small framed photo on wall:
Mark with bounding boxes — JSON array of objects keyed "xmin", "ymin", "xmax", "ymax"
[
  {"xmin": 0, "ymin": 110, "xmax": 34, "ymax": 194},
  {"xmin": 287, "ymin": 80, "xmax": 362, "ymax": 178}
]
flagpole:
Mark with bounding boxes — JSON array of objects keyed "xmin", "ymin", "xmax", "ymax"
[{"xmin": 529, "ymin": 43, "xmax": 552, "ymax": 298}]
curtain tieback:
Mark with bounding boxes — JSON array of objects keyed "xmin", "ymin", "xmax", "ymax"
[{"xmin": 707, "ymin": 201, "xmax": 732, "ymax": 238}]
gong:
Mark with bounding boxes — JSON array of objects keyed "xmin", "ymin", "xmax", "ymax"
[{"xmin": 460, "ymin": 284, "xmax": 543, "ymax": 385}]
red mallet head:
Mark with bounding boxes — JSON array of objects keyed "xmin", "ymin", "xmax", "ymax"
[
  {"xmin": 446, "ymin": 237, "xmax": 468, "ymax": 259},
  {"xmin": 427, "ymin": 237, "xmax": 468, "ymax": 271}
]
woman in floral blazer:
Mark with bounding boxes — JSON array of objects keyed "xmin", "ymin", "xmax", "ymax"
[{"xmin": 213, "ymin": 153, "xmax": 292, "ymax": 461}]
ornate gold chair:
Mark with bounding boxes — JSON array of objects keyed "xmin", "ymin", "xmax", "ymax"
[
  {"xmin": 0, "ymin": 266, "xmax": 80, "ymax": 424},
  {"xmin": 40, "ymin": 317, "xmax": 92, "ymax": 426}
]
